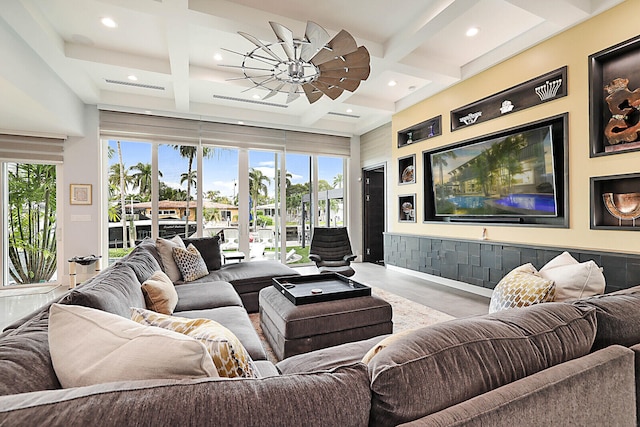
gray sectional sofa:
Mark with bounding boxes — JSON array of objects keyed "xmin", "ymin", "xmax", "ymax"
[{"xmin": 0, "ymin": 236, "xmax": 639, "ymax": 426}]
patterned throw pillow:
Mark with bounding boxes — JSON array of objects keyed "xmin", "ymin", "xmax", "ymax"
[
  {"xmin": 131, "ymin": 307, "xmax": 258, "ymax": 378},
  {"xmin": 489, "ymin": 263, "xmax": 556, "ymax": 313},
  {"xmin": 172, "ymin": 244, "xmax": 209, "ymax": 282}
]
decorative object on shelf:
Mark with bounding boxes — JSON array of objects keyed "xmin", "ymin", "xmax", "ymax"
[
  {"xmin": 603, "ymin": 78, "xmax": 640, "ymax": 145},
  {"xmin": 590, "ymin": 173, "xmax": 640, "ymax": 230},
  {"xmin": 589, "ymin": 35, "xmax": 640, "ymax": 156},
  {"xmin": 602, "ymin": 192, "xmax": 640, "ymax": 226},
  {"xmin": 398, "ymin": 154, "xmax": 416, "ymax": 185},
  {"xmin": 401, "ymin": 165, "xmax": 414, "ymax": 183},
  {"xmin": 70, "ymin": 184, "xmax": 92, "ymax": 205},
  {"xmin": 459, "ymin": 111, "xmax": 482, "ymax": 125},
  {"xmin": 451, "ymin": 66, "xmax": 567, "ymax": 131},
  {"xmin": 398, "ymin": 194, "xmax": 416, "ymax": 222},
  {"xmin": 534, "ymin": 79, "xmax": 563, "ymax": 101},
  {"xmin": 222, "ymin": 21, "xmax": 370, "ymax": 104},
  {"xmin": 499, "ymin": 100, "xmax": 514, "ymax": 114},
  {"xmin": 397, "ymin": 116, "xmax": 441, "ymax": 148}
]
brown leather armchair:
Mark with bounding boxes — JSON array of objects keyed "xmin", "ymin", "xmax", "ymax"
[{"xmin": 309, "ymin": 227, "xmax": 356, "ymax": 277}]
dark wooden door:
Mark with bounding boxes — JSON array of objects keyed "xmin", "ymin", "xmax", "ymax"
[{"xmin": 363, "ymin": 166, "xmax": 385, "ymax": 264}]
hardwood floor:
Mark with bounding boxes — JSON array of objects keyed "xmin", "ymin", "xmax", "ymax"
[{"xmin": 0, "ymin": 262, "xmax": 490, "ymax": 332}]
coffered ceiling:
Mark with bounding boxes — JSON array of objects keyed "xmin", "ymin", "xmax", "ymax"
[{"xmin": 0, "ymin": 0, "xmax": 623, "ymax": 137}]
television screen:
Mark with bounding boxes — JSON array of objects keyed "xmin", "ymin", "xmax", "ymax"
[{"xmin": 430, "ymin": 124, "xmax": 558, "ymax": 217}]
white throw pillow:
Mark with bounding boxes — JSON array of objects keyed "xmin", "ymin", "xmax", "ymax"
[
  {"xmin": 48, "ymin": 304, "xmax": 218, "ymax": 388},
  {"xmin": 539, "ymin": 260, "xmax": 606, "ymax": 301},
  {"xmin": 539, "ymin": 251, "xmax": 578, "ymax": 272},
  {"xmin": 141, "ymin": 270, "xmax": 178, "ymax": 314},
  {"xmin": 156, "ymin": 235, "xmax": 186, "ymax": 282}
]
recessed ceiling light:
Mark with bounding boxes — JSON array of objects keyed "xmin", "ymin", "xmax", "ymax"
[
  {"xmin": 128, "ymin": 75, "xmax": 138, "ymax": 81},
  {"xmin": 346, "ymin": 108, "xmax": 353, "ymax": 113},
  {"xmin": 388, "ymin": 80, "xmax": 397, "ymax": 87},
  {"xmin": 466, "ymin": 27, "xmax": 479, "ymax": 37},
  {"xmin": 144, "ymin": 110, "xmax": 152, "ymax": 115},
  {"xmin": 252, "ymin": 94, "xmax": 261, "ymax": 99},
  {"xmin": 101, "ymin": 17, "xmax": 117, "ymax": 28},
  {"xmin": 214, "ymin": 53, "xmax": 223, "ymax": 61},
  {"xmin": 238, "ymin": 121, "xmax": 244, "ymax": 125}
]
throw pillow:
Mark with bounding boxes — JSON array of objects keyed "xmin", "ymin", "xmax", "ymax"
[
  {"xmin": 172, "ymin": 244, "xmax": 209, "ymax": 282},
  {"xmin": 48, "ymin": 304, "xmax": 217, "ymax": 388},
  {"xmin": 489, "ymin": 263, "xmax": 555, "ymax": 313},
  {"xmin": 156, "ymin": 235, "xmax": 186, "ymax": 282},
  {"xmin": 540, "ymin": 251, "xmax": 578, "ymax": 271},
  {"xmin": 131, "ymin": 307, "xmax": 258, "ymax": 378},
  {"xmin": 183, "ymin": 236, "xmax": 222, "ymax": 271},
  {"xmin": 539, "ymin": 260, "xmax": 606, "ymax": 301},
  {"xmin": 362, "ymin": 329, "xmax": 417, "ymax": 364},
  {"xmin": 141, "ymin": 270, "xmax": 178, "ymax": 314}
]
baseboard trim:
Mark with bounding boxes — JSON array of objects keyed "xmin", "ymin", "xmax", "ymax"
[{"xmin": 386, "ymin": 264, "xmax": 494, "ymax": 298}]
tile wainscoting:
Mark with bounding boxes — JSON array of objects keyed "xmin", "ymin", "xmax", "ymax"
[{"xmin": 384, "ymin": 233, "xmax": 640, "ymax": 293}]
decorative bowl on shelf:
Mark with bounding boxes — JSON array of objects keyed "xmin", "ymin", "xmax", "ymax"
[
  {"xmin": 401, "ymin": 165, "xmax": 414, "ymax": 183},
  {"xmin": 602, "ymin": 192, "xmax": 640, "ymax": 226}
]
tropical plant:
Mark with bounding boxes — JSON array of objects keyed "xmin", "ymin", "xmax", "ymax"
[
  {"xmin": 249, "ymin": 168, "xmax": 271, "ymax": 231},
  {"xmin": 333, "ymin": 173, "xmax": 343, "ymax": 189},
  {"xmin": 8, "ymin": 163, "xmax": 57, "ymax": 284},
  {"xmin": 172, "ymin": 145, "xmax": 213, "ymax": 236}
]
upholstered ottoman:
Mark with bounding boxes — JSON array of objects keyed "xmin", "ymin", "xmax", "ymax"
[{"xmin": 259, "ymin": 286, "xmax": 393, "ymax": 360}]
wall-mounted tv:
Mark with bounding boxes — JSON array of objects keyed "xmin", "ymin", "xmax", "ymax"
[{"xmin": 423, "ymin": 114, "xmax": 568, "ymax": 226}]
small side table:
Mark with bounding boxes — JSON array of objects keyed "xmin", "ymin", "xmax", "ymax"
[
  {"xmin": 223, "ymin": 251, "xmax": 245, "ymax": 264},
  {"xmin": 68, "ymin": 255, "xmax": 102, "ymax": 289}
]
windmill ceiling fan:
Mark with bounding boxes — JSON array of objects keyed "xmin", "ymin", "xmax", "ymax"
[{"xmin": 222, "ymin": 21, "xmax": 370, "ymax": 104}]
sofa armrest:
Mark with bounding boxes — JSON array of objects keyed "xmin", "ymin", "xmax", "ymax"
[
  {"xmin": 400, "ymin": 345, "xmax": 636, "ymax": 427},
  {"xmin": 0, "ymin": 364, "xmax": 371, "ymax": 427}
]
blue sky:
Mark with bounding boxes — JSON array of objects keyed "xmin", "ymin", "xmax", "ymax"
[{"xmin": 108, "ymin": 140, "xmax": 343, "ymax": 198}]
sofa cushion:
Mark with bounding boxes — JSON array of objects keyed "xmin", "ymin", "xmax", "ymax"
[
  {"xmin": 177, "ymin": 306, "xmax": 268, "ymax": 361},
  {"xmin": 131, "ymin": 308, "xmax": 257, "ymax": 378},
  {"xmin": 489, "ymin": 263, "xmax": 555, "ymax": 313},
  {"xmin": 539, "ymin": 258, "xmax": 605, "ymax": 301},
  {"xmin": 183, "ymin": 236, "xmax": 222, "ymax": 271},
  {"xmin": 174, "ymin": 281, "xmax": 243, "ymax": 311},
  {"xmin": 194, "ymin": 260, "xmax": 299, "ymax": 295},
  {"xmin": 573, "ymin": 284, "xmax": 640, "ymax": 351},
  {"xmin": 367, "ymin": 303, "xmax": 597, "ymax": 426},
  {"xmin": 0, "ymin": 364, "xmax": 371, "ymax": 427},
  {"xmin": 156, "ymin": 236, "xmax": 186, "ymax": 282},
  {"xmin": 141, "ymin": 270, "xmax": 178, "ymax": 314},
  {"xmin": 60, "ymin": 263, "xmax": 146, "ymax": 318},
  {"xmin": 0, "ymin": 309, "xmax": 61, "ymax": 396},
  {"xmin": 172, "ymin": 244, "xmax": 209, "ymax": 282},
  {"xmin": 135, "ymin": 237, "xmax": 164, "ymax": 268},
  {"xmin": 48, "ymin": 304, "xmax": 218, "ymax": 388},
  {"xmin": 118, "ymin": 245, "xmax": 162, "ymax": 284}
]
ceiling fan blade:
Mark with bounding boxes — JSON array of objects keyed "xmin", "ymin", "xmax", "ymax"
[
  {"xmin": 238, "ymin": 31, "xmax": 283, "ymax": 62},
  {"xmin": 318, "ymin": 46, "xmax": 370, "ymax": 71},
  {"xmin": 262, "ymin": 82, "xmax": 286, "ymax": 100},
  {"xmin": 309, "ymin": 81, "xmax": 344, "ymax": 100},
  {"xmin": 286, "ymin": 84, "xmax": 300, "ymax": 103},
  {"xmin": 311, "ymin": 30, "xmax": 358, "ymax": 65},
  {"xmin": 302, "ymin": 83, "xmax": 323, "ymax": 103},
  {"xmin": 269, "ymin": 22, "xmax": 296, "ymax": 61},
  {"xmin": 300, "ymin": 21, "xmax": 330, "ymax": 62},
  {"xmin": 316, "ymin": 76, "xmax": 361, "ymax": 92},
  {"xmin": 320, "ymin": 66, "xmax": 370, "ymax": 81}
]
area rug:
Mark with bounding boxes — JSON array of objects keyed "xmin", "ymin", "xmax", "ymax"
[
  {"xmin": 0, "ymin": 284, "xmax": 62, "ymax": 298},
  {"xmin": 249, "ymin": 286, "xmax": 455, "ymax": 363}
]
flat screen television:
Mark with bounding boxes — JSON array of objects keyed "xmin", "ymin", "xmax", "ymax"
[{"xmin": 423, "ymin": 115, "xmax": 567, "ymax": 225}]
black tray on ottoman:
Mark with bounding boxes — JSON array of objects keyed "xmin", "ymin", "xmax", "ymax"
[{"xmin": 272, "ymin": 273, "xmax": 371, "ymax": 305}]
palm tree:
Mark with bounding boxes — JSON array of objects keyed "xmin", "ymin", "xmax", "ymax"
[
  {"xmin": 249, "ymin": 168, "xmax": 271, "ymax": 231},
  {"xmin": 172, "ymin": 145, "xmax": 213, "ymax": 236},
  {"xmin": 130, "ymin": 162, "xmax": 162, "ymax": 201},
  {"xmin": 333, "ymin": 173, "xmax": 343, "ymax": 189}
]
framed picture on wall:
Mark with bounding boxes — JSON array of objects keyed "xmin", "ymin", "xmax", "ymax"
[
  {"xmin": 70, "ymin": 184, "xmax": 92, "ymax": 205},
  {"xmin": 399, "ymin": 194, "xmax": 416, "ymax": 222}
]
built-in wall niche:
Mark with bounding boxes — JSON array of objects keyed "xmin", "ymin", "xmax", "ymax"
[
  {"xmin": 591, "ymin": 173, "xmax": 640, "ymax": 230},
  {"xmin": 397, "ymin": 116, "xmax": 441, "ymax": 148},
  {"xmin": 398, "ymin": 194, "xmax": 416, "ymax": 222},
  {"xmin": 398, "ymin": 154, "xmax": 415, "ymax": 185},
  {"xmin": 422, "ymin": 113, "xmax": 569, "ymax": 227}
]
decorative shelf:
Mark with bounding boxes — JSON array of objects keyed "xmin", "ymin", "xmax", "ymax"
[
  {"xmin": 398, "ymin": 194, "xmax": 416, "ymax": 223},
  {"xmin": 451, "ymin": 66, "xmax": 567, "ymax": 131},
  {"xmin": 591, "ymin": 173, "xmax": 640, "ymax": 230},
  {"xmin": 398, "ymin": 154, "xmax": 415, "ymax": 185},
  {"xmin": 397, "ymin": 116, "xmax": 441, "ymax": 148}
]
